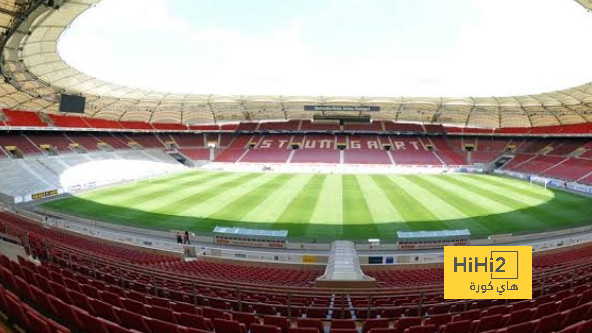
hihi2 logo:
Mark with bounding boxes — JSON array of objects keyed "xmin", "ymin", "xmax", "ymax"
[{"xmin": 444, "ymin": 246, "xmax": 532, "ymax": 299}]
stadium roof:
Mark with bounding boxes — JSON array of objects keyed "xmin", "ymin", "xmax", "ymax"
[{"xmin": 2, "ymin": 0, "xmax": 592, "ymax": 128}]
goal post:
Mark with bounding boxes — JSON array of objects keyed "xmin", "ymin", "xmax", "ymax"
[{"xmin": 530, "ymin": 176, "xmax": 549, "ymax": 189}]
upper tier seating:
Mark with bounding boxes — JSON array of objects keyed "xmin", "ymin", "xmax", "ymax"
[
  {"xmin": 119, "ymin": 121, "xmax": 154, "ymax": 130},
  {"xmin": 82, "ymin": 117, "xmax": 124, "ymax": 129},
  {"xmin": 343, "ymin": 122, "xmax": 384, "ymax": 131},
  {"xmin": 237, "ymin": 122, "xmax": 259, "ymax": 131},
  {"xmin": 384, "ymin": 122, "xmax": 424, "ymax": 132},
  {"xmin": 189, "ymin": 123, "xmax": 222, "ymax": 131},
  {"xmin": 3, "ymin": 107, "xmax": 592, "ymax": 136},
  {"xmin": 2, "ymin": 109, "xmax": 46, "ymax": 127},
  {"xmin": 423, "ymin": 124, "xmax": 445, "ymax": 133},
  {"xmin": 48, "ymin": 114, "xmax": 91, "ymax": 128},
  {"xmin": 258, "ymin": 120, "xmax": 301, "ymax": 131},
  {"xmin": 300, "ymin": 120, "xmax": 340, "ymax": 131},
  {"xmin": 152, "ymin": 123, "xmax": 187, "ymax": 130}
]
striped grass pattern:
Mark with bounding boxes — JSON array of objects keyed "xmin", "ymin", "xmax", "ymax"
[{"xmin": 42, "ymin": 171, "xmax": 592, "ymax": 241}]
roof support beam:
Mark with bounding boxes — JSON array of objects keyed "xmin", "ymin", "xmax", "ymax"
[{"xmin": 207, "ymin": 95, "xmax": 217, "ymax": 124}]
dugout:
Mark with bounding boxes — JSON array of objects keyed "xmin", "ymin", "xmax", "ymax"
[
  {"xmin": 213, "ymin": 226, "xmax": 288, "ymax": 249},
  {"xmin": 397, "ymin": 229, "xmax": 470, "ymax": 249}
]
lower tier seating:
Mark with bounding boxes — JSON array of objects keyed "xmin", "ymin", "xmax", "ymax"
[{"xmin": 2, "ymin": 212, "xmax": 592, "ymax": 333}]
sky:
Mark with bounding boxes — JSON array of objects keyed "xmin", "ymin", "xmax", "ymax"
[{"xmin": 58, "ymin": 0, "xmax": 592, "ymax": 97}]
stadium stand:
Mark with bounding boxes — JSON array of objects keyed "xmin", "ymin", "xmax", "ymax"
[
  {"xmin": 170, "ymin": 133, "xmax": 207, "ymax": 147},
  {"xmin": 391, "ymin": 150, "xmax": 442, "ymax": 166},
  {"xmin": 47, "ymin": 114, "xmax": 91, "ymax": 128},
  {"xmin": 508, "ymin": 155, "xmax": 567, "ymax": 174},
  {"xmin": 80, "ymin": 117, "xmax": 124, "ymax": 129},
  {"xmin": 291, "ymin": 148, "xmax": 340, "ymax": 164},
  {"xmin": 343, "ymin": 149, "xmax": 391, "ymax": 164},
  {"xmin": 180, "ymin": 148, "xmax": 212, "ymax": 161},
  {"xmin": 152, "ymin": 122, "xmax": 188, "ymax": 130},
  {"xmin": 258, "ymin": 120, "xmax": 301, "ymax": 131},
  {"xmin": 300, "ymin": 120, "xmax": 340, "ymax": 131},
  {"xmin": 26, "ymin": 133, "xmax": 77, "ymax": 153},
  {"xmin": 94, "ymin": 133, "xmax": 132, "ymax": 150},
  {"xmin": 384, "ymin": 122, "xmax": 424, "ymax": 132},
  {"xmin": 343, "ymin": 122, "xmax": 384, "ymax": 132},
  {"xmin": 123, "ymin": 134, "xmax": 165, "ymax": 148},
  {"xmin": 542, "ymin": 158, "xmax": 592, "ymax": 181},
  {"xmin": 2, "ymin": 109, "xmax": 46, "ymax": 127},
  {"xmin": 3, "ymin": 210, "xmax": 592, "ymax": 333},
  {"xmin": 241, "ymin": 148, "xmax": 292, "ymax": 163},
  {"xmin": 470, "ymin": 150, "xmax": 502, "ymax": 164},
  {"xmin": 0, "ymin": 149, "xmax": 183, "ymax": 197},
  {"xmin": 5, "ymin": 123, "xmax": 592, "ymax": 189},
  {"xmin": 64, "ymin": 133, "xmax": 103, "ymax": 151},
  {"xmin": 0, "ymin": 133, "xmax": 42, "ymax": 156},
  {"xmin": 119, "ymin": 121, "xmax": 154, "ymax": 130}
]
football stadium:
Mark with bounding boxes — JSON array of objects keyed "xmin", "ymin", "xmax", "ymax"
[{"xmin": 3, "ymin": 0, "xmax": 592, "ymax": 333}]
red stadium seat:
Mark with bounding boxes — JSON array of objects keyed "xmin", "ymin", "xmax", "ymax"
[
  {"xmin": 213, "ymin": 318, "xmax": 247, "ymax": 333},
  {"xmin": 330, "ymin": 329, "xmax": 358, "ymax": 333},
  {"xmin": 438, "ymin": 320, "xmax": 471, "ymax": 333},
  {"xmin": 232, "ymin": 311, "xmax": 259, "ymax": 330},
  {"xmin": 251, "ymin": 323, "xmax": 283, "ymax": 333},
  {"xmin": 26, "ymin": 312, "xmax": 53, "ymax": 333},
  {"xmin": 176, "ymin": 313, "xmax": 213, "ymax": 331},
  {"xmin": 114, "ymin": 308, "xmax": 151, "ymax": 332},
  {"xmin": 297, "ymin": 318, "xmax": 324, "ymax": 333},
  {"xmin": 394, "ymin": 317, "xmax": 421, "ymax": 333},
  {"xmin": 404, "ymin": 325, "xmax": 436, "ymax": 333},
  {"xmin": 289, "ymin": 328, "xmax": 321, "ymax": 333},
  {"xmin": 264, "ymin": 316, "xmax": 291, "ymax": 333},
  {"xmin": 146, "ymin": 318, "xmax": 183, "ymax": 333},
  {"xmin": 331, "ymin": 319, "xmax": 356, "ymax": 329},
  {"xmin": 149, "ymin": 305, "xmax": 177, "ymax": 323}
]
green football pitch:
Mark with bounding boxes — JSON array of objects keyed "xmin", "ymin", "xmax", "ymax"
[{"xmin": 41, "ymin": 171, "xmax": 592, "ymax": 242}]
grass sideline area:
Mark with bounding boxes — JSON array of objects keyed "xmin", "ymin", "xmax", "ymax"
[{"xmin": 42, "ymin": 171, "xmax": 592, "ymax": 242}]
